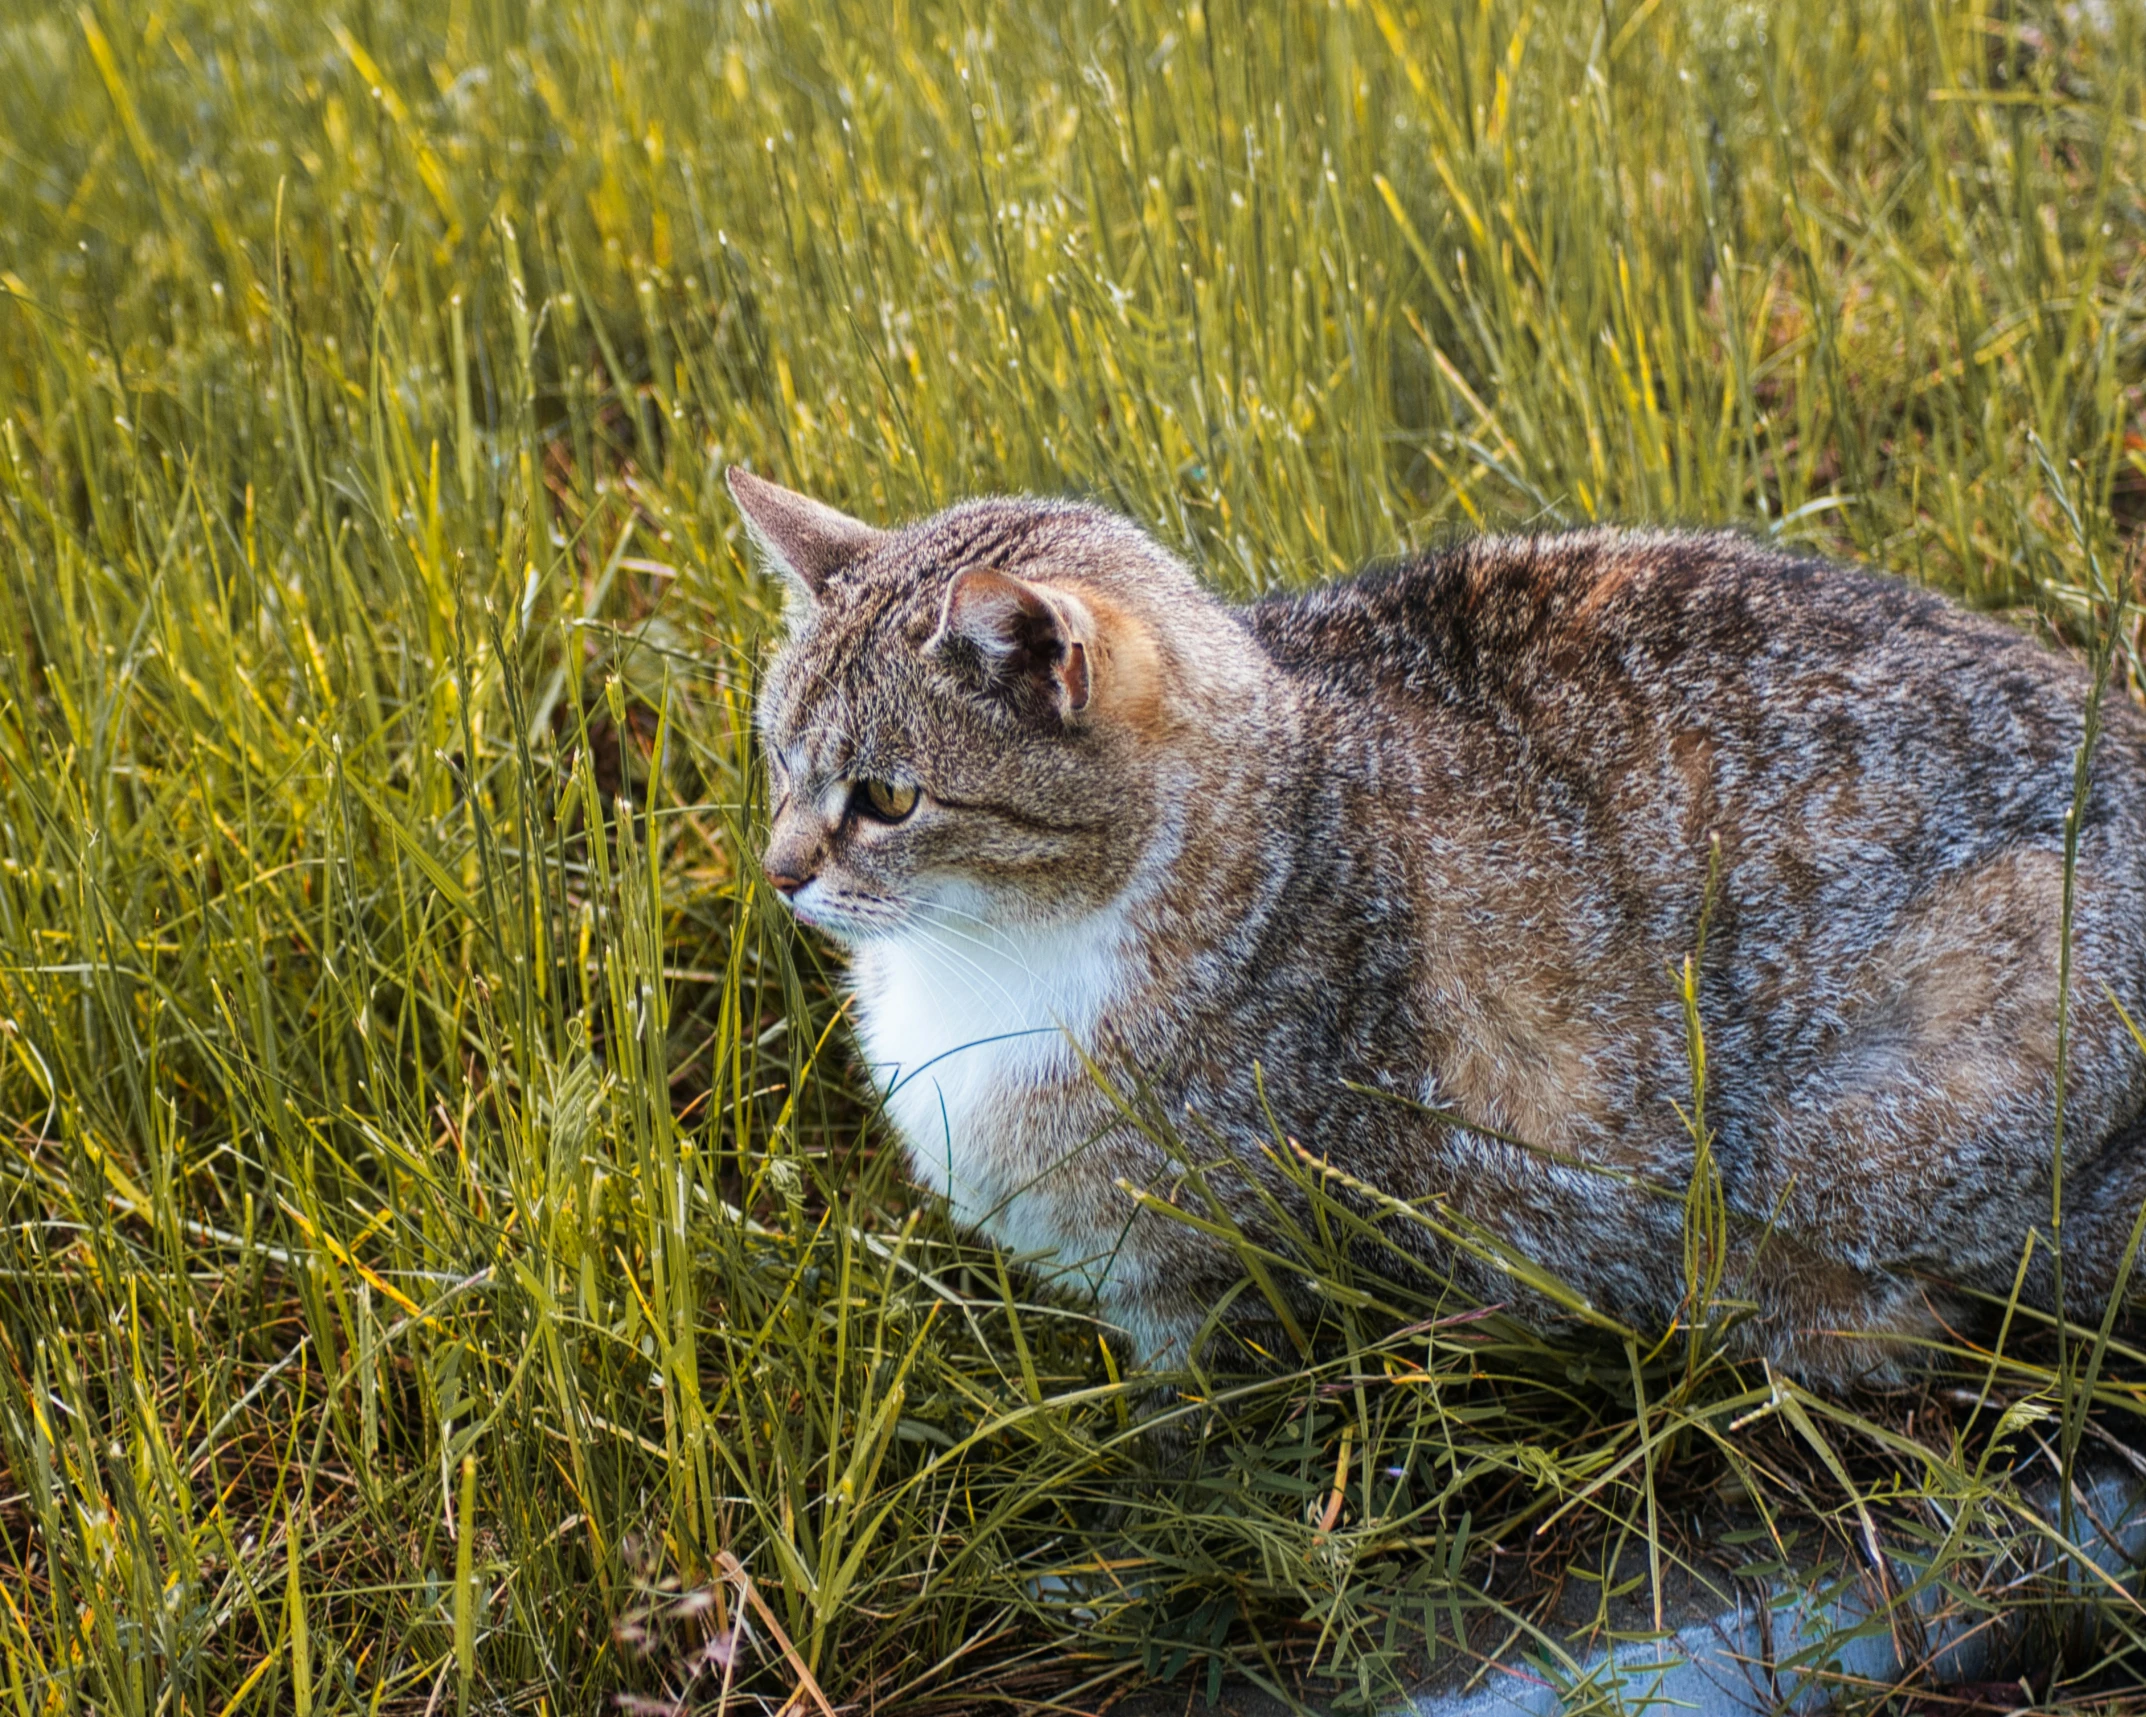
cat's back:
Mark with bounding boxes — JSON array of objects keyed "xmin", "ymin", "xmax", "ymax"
[
  {"xmin": 1243, "ymin": 527, "xmax": 2143, "ymax": 863},
  {"xmin": 1249, "ymin": 526, "xmax": 2072, "ymax": 728}
]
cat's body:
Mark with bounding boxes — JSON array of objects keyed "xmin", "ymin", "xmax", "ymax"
[{"xmin": 736, "ymin": 469, "xmax": 2146, "ymax": 1380}]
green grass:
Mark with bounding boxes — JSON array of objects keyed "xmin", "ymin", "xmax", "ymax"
[{"xmin": 3, "ymin": 0, "xmax": 2146, "ymax": 1711}]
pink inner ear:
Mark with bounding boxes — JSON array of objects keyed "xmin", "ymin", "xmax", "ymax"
[{"xmin": 1061, "ymin": 639, "xmax": 1090, "ymax": 713}]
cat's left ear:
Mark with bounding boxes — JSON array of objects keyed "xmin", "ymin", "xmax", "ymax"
[
  {"xmin": 727, "ymin": 467, "xmax": 883, "ymax": 605},
  {"xmin": 928, "ymin": 568, "xmax": 1095, "ymax": 723}
]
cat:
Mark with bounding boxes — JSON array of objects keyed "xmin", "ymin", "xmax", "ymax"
[{"xmin": 733, "ymin": 466, "xmax": 2146, "ymax": 1383}]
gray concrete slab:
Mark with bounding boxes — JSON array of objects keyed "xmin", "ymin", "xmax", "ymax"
[
  {"xmin": 1103, "ymin": 1466, "xmax": 2146, "ymax": 1717},
  {"xmin": 1396, "ymin": 1468, "xmax": 2146, "ymax": 1717}
]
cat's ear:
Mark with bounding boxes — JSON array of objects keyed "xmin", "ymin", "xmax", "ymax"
[
  {"xmin": 727, "ymin": 467, "xmax": 883, "ymax": 604},
  {"xmin": 928, "ymin": 568, "xmax": 1094, "ymax": 722}
]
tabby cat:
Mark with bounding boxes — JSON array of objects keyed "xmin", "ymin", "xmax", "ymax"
[{"xmin": 735, "ymin": 467, "xmax": 2146, "ymax": 1382}]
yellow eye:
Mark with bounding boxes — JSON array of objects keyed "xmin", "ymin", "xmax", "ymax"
[{"xmin": 857, "ymin": 779, "xmax": 919, "ymax": 822}]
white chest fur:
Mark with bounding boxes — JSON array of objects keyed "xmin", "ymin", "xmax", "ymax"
[{"xmin": 848, "ymin": 902, "xmax": 1134, "ymax": 1248}]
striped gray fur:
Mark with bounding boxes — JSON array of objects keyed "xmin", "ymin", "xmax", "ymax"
[{"xmin": 736, "ymin": 468, "xmax": 2146, "ymax": 1381}]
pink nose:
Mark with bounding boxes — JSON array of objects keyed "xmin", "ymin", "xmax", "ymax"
[{"xmin": 764, "ymin": 864, "xmax": 813, "ymax": 897}]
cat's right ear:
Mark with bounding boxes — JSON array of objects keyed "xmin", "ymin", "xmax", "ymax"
[
  {"xmin": 927, "ymin": 568, "xmax": 1096, "ymax": 724},
  {"xmin": 727, "ymin": 467, "xmax": 883, "ymax": 608}
]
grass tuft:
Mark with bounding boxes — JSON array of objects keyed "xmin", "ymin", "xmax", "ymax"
[{"xmin": 3, "ymin": 0, "xmax": 2146, "ymax": 1710}]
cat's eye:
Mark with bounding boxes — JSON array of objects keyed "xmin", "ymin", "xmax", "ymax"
[{"xmin": 853, "ymin": 778, "xmax": 920, "ymax": 823}]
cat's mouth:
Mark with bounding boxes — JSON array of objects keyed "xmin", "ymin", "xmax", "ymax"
[{"xmin": 783, "ymin": 880, "xmax": 907, "ymax": 941}]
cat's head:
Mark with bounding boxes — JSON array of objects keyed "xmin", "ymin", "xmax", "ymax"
[{"xmin": 735, "ymin": 470, "xmax": 1219, "ymax": 943}]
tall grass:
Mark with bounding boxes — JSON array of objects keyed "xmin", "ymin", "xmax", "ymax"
[{"xmin": 2, "ymin": 0, "xmax": 2145, "ymax": 1710}]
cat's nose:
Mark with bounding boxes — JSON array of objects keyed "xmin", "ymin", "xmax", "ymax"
[
  {"xmin": 763, "ymin": 861, "xmax": 815, "ymax": 898},
  {"xmin": 763, "ymin": 813, "xmax": 823, "ymax": 899}
]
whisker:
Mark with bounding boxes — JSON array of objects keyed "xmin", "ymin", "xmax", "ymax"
[
  {"xmin": 899, "ymin": 924, "xmax": 1035, "ymax": 1023},
  {"xmin": 896, "ymin": 903, "xmax": 1067, "ymax": 1015}
]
